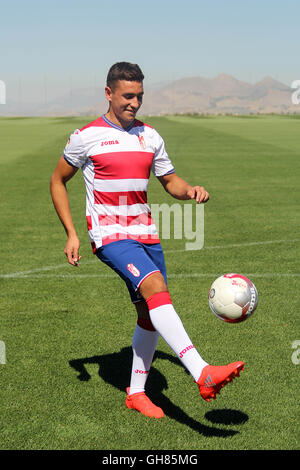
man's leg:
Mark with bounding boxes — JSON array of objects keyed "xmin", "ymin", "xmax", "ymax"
[
  {"xmin": 129, "ymin": 301, "xmax": 159, "ymax": 395},
  {"xmin": 96, "ymin": 240, "xmax": 167, "ymax": 417},
  {"xmin": 126, "ymin": 300, "xmax": 164, "ymax": 418},
  {"xmin": 139, "ymin": 272, "xmax": 209, "ymax": 381},
  {"xmin": 139, "ymin": 272, "xmax": 244, "ymax": 402}
]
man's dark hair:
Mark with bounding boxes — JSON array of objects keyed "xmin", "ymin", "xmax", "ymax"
[{"xmin": 106, "ymin": 62, "xmax": 144, "ymax": 90}]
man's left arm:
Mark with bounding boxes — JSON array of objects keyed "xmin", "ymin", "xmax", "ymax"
[{"xmin": 158, "ymin": 173, "xmax": 210, "ymax": 204}]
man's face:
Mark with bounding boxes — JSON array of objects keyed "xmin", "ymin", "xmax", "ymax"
[{"xmin": 105, "ymin": 80, "xmax": 144, "ymax": 127}]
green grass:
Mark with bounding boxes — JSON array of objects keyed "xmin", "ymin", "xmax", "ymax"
[{"xmin": 0, "ymin": 115, "xmax": 299, "ymax": 450}]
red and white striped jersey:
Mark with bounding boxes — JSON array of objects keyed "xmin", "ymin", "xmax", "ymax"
[{"xmin": 63, "ymin": 115, "xmax": 175, "ymax": 252}]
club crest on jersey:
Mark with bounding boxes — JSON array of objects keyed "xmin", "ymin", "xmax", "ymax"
[
  {"xmin": 138, "ymin": 135, "xmax": 146, "ymax": 150},
  {"xmin": 127, "ymin": 263, "xmax": 140, "ymax": 277}
]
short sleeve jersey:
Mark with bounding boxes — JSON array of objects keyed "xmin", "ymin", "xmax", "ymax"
[{"xmin": 63, "ymin": 115, "xmax": 175, "ymax": 252}]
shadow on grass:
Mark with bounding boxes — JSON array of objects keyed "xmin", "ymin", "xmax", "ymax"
[
  {"xmin": 69, "ymin": 347, "xmax": 248, "ymax": 438},
  {"xmin": 205, "ymin": 409, "xmax": 249, "ymax": 426}
]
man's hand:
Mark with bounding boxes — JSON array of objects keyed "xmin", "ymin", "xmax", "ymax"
[
  {"xmin": 158, "ymin": 174, "xmax": 210, "ymax": 203},
  {"xmin": 187, "ymin": 185, "xmax": 210, "ymax": 204},
  {"xmin": 64, "ymin": 235, "xmax": 82, "ymax": 266}
]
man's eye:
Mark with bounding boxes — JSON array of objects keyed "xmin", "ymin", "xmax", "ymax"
[{"xmin": 123, "ymin": 94, "xmax": 143, "ymax": 100}]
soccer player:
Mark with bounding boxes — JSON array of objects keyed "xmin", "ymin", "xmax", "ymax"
[{"xmin": 50, "ymin": 62, "xmax": 244, "ymax": 419}]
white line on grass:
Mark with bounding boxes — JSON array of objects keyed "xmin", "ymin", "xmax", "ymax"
[
  {"xmin": 3, "ymin": 272, "xmax": 300, "ymax": 279},
  {"xmin": 0, "ymin": 262, "xmax": 73, "ymax": 279},
  {"xmin": 1, "ymin": 238, "xmax": 299, "ymax": 279},
  {"xmin": 164, "ymin": 238, "xmax": 300, "ymax": 253}
]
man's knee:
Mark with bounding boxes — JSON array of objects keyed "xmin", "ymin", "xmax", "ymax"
[{"xmin": 138, "ymin": 271, "xmax": 168, "ymax": 301}]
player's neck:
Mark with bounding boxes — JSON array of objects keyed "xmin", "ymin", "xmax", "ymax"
[{"xmin": 105, "ymin": 111, "xmax": 134, "ymax": 130}]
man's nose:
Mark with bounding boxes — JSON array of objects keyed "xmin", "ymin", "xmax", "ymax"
[{"xmin": 130, "ymin": 96, "xmax": 141, "ymax": 109}]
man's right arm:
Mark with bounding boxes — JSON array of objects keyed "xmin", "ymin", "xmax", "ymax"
[{"xmin": 50, "ymin": 156, "xmax": 81, "ymax": 266}]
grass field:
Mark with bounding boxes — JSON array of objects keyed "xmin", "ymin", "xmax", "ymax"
[{"xmin": 0, "ymin": 114, "xmax": 299, "ymax": 451}]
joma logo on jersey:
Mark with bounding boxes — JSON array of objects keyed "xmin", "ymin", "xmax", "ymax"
[{"xmin": 101, "ymin": 140, "xmax": 119, "ymax": 146}]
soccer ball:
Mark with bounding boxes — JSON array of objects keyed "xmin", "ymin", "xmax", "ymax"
[{"xmin": 208, "ymin": 273, "xmax": 258, "ymax": 323}]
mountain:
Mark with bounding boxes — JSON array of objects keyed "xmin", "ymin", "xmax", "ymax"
[
  {"xmin": 0, "ymin": 87, "xmax": 107, "ymax": 117},
  {"xmin": 0, "ymin": 74, "xmax": 298, "ymax": 116},
  {"xmin": 140, "ymin": 74, "xmax": 297, "ymax": 115}
]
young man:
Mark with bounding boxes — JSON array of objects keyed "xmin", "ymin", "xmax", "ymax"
[{"xmin": 50, "ymin": 62, "xmax": 244, "ymax": 419}]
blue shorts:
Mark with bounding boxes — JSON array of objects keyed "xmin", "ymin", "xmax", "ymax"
[{"xmin": 96, "ymin": 240, "xmax": 167, "ymax": 303}]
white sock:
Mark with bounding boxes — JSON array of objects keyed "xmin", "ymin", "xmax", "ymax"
[
  {"xmin": 146, "ymin": 292, "xmax": 208, "ymax": 381},
  {"xmin": 129, "ymin": 323, "xmax": 159, "ymax": 395}
]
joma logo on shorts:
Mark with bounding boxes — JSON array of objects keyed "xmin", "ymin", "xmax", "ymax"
[
  {"xmin": 101, "ymin": 140, "xmax": 119, "ymax": 146},
  {"xmin": 179, "ymin": 345, "xmax": 195, "ymax": 358}
]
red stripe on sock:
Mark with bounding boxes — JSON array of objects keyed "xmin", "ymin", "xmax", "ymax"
[
  {"xmin": 137, "ymin": 317, "xmax": 156, "ymax": 332},
  {"xmin": 146, "ymin": 291, "xmax": 172, "ymax": 310}
]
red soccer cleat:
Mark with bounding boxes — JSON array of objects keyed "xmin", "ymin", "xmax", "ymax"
[
  {"xmin": 197, "ymin": 361, "xmax": 244, "ymax": 402},
  {"xmin": 125, "ymin": 387, "xmax": 165, "ymax": 418}
]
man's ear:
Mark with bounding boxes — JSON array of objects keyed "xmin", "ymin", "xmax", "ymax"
[{"xmin": 105, "ymin": 86, "xmax": 113, "ymax": 102}]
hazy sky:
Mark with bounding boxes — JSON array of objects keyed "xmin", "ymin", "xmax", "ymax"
[{"xmin": 0, "ymin": 0, "xmax": 299, "ymax": 103}]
